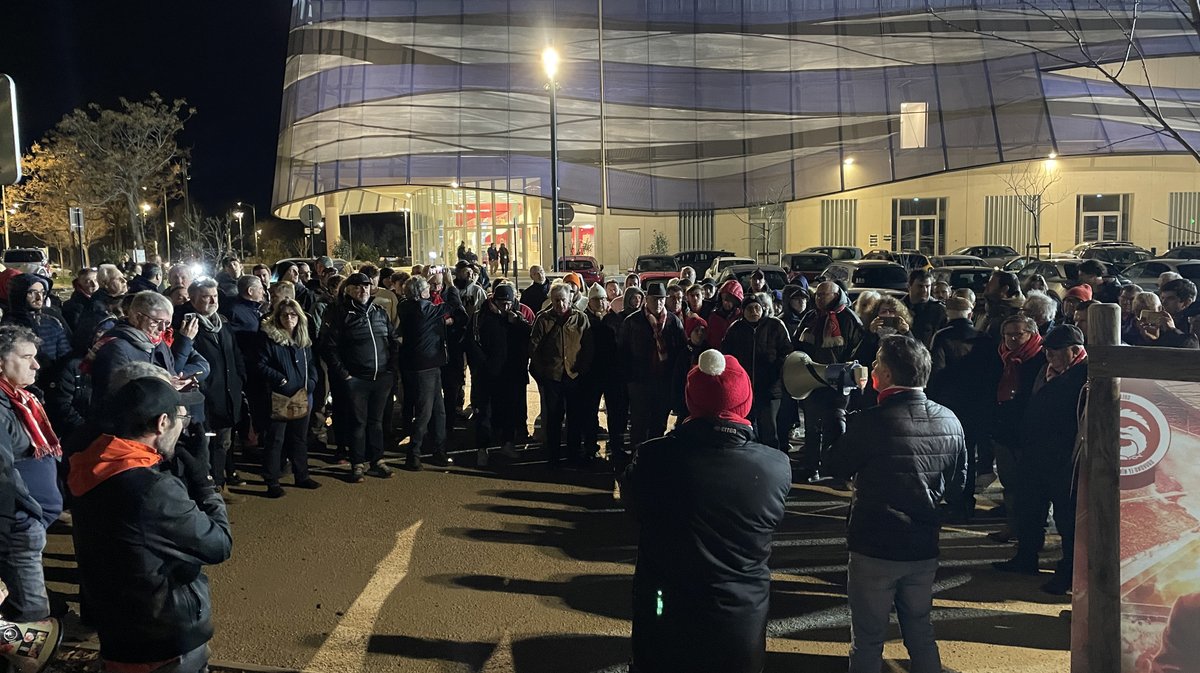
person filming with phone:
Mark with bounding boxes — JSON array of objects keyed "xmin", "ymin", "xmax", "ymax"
[{"xmin": 1127, "ymin": 291, "xmax": 1198, "ymax": 349}]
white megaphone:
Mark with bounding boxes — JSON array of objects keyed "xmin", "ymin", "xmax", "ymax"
[
  {"xmin": 0, "ymin": 617, "xmax": 62, "ymax": 673},
  {"xmin": 783, "ymin": 351, "xmax": 869, "ymax": 400}
]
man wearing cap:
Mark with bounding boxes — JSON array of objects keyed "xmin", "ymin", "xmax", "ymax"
[
  {"xmin": 579, "ymin": 283, "xmax": 616, "ymax": 462},
  {"xmin": 828, "ymin": 335, "xmax": 966, "ymax": 673},
  {"xmin": 520, "ymin": 266, "xmax": 551, "ymax": 315},
  {"xmin": 994, "ymin": 324, "xmax": 1088, "ymax": 595},
  {"xmin": 466, "ymin": 283, "xmax": 530, "ymax": 465},
  {"xmin": 529, "ymin": 283, "xmax": 594, "ymax": 466},
  {"xmin": 622, "ymin": 349, "xmax": 791, "ymax": 673},
  {"xmin": 928, "ymin": 296, "xmax": 997, "ymax": 520},
  {"xmin": 68, "ymin": 376, "xmax": 232, "ymax": 673},
  {"xmin": 1062, "ymin": 284, "xmax": 1092, "ymax": 326},
  {"xmin": 319, "ymin": 272, "xmax": 400, "ymax": 481},
  {"xmin": 747, "ymin": 268, "xmax": 781, "ymax": 306},
  {"xmin": 619, "ymin": 281, "xmax": 686, "ymax": 449}
]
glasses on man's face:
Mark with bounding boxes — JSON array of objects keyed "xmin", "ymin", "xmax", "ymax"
[
  {"xmin": 1002, "ymin": 331, "xmax": 1030, "ymax": 340},
  {"xmin": 138, "ymin": 312, "xmax": 170, "ymax": 329},
  {"xmin": 174, "ymin": 412, "xmax": 191, "ymax": 425}
]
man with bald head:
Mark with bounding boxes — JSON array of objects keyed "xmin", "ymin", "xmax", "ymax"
[{"xmin": 521, "ymin": 265, "xmax": 550, "ymax": 315}]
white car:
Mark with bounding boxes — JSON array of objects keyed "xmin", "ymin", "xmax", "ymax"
[
  {"xmin": 704, "ymin": 256, "xmax": 755, "ymax": 280},
  {"xmin": 1121, "ymin": 259, "xmax": 1200, "ymax": 291},
  {"xmin": 1, "ymin": 249, "xmax": 50, "ymax": 277}
]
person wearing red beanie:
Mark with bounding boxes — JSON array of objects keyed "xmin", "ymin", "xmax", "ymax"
[{"xmin": 623, "ymin": 348, "xmax": 791, "ymax": 673}]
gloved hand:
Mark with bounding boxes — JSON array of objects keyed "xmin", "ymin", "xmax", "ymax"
[{"xmin": 174, "ymin": 444, "xmax": 215, "ymax": 497}]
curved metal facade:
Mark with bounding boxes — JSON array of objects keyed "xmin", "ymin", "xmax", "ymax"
[{"xmin": 274, "ymin": 1, "xmax": 1200, "ymax": 213}]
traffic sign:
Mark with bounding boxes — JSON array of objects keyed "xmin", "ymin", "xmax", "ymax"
[
  {"xmin": 68, "ymin": 207, "xmax": 84, "ymax": 232},
  {"xmin": 556, "ymin": 202, "xmax": 575, "ymax": 226},
  {"xmin": 299, "ymin": 203, "xmax": 322, "ymax": 228}
]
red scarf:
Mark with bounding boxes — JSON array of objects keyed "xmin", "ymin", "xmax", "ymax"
[
  {"xmin": 645, "ymin": 306, "xmax": 669, "ymax": 366},
  {"xmin": 0, "ymin": 378, "xmax": 61, "ymax": 460},
  {"xmin": 821, "ymin": 304, "xmax": 846, "ymax": 346},
  {"xmin": 1047, "ymin": 347, "xmax": 1087, "ymax": 381},
  {"xmin": 997, "ymin": 331, "xmax": 1043, "ymax": 402}
]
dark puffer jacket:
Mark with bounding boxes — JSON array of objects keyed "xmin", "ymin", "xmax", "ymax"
[
  {"xmin": 466, "ymin": 300, "xmax": 532, "ymax": 382},
  {"xmin": 319, "ymin": 296, "xmax": 395, "ymax": 381},
  {"xmin": 175, "ymin": 306, "xmax": 246, "ymax": 429},
  {"xmin": 720, "ymin": 316, "xmax": 794, "ymax": 400},
  {"xmin": 257, "ymin": 322, "xmax": 318, "ymax": 398},
  {"xmin": 623, "ymin": 418, "xmax": 791, "ymax": 673},
  {"xmin": 927, "ymin": 319, "xmax": 1000, "ymax": 426},
  {"xmin": 4, "ymin": 274, "xmax": 72, "ymax": 370},
  {"xmin": 396, "ymin": 285, "xmax": 463, "ymax": 372},
  {"xmin": 829, "ymin": 389, "xmax": 967, "ymax": 561},
  {"xmin": 89, "ymin": 323, "xmax": 210, "ymax": 419}
]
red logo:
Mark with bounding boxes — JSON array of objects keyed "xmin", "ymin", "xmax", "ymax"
[{"xmin": 1120, "ymin": 392, "xmax": 1170, "ymax": 482}]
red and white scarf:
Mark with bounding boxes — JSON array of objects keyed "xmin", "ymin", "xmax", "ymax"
[
  {"xmin": 1047, "ymin": 347, "xmax": 1088, "ymax": 381},
  {"xmin": 0, "ymin": 378, "xmax": 61, "ymax": 460}
]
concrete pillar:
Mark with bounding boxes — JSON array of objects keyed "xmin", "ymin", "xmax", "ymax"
[{"xmin": 322, "ymin": 194, "xmax": 342, "ymax": 258}]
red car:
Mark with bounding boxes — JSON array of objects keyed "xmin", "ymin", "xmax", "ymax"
[
  {"xmin": 558, "ymin": 256, "xmax": 604, "ymax": 285},
  {"xmin": 633, "ymin": 254, "xmax": 681, "ymax": 285}
]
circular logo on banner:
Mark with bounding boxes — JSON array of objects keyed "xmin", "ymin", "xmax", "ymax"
[{"xmin": 1120, "ymin": 392, "xmax": 1171, "ymax": 480}]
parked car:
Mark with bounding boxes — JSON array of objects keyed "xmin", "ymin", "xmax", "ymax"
[
  {"xmin": 674, "ymin": 249, "xmax": 733, "ymax": 274},
  {"xmin": 822, "ymin": 259, "xmax": 910, "ymax": 295},
  {"xmin": 1159, "ymin": 245, "xmax": 1200, "ymax": 260},
  {"xmin": 558, "ymin": 255, "xmax": 603, "ymax": 285},
  {"xmin": 779, "ymin": 252, "xmax": 832, "ymax": 284},
  {"xmin": 949, "ymin": 245, "xmax": 1020, "ymax": 267},
  {"xmin": 1, "ymin": 248, "xmax": 50, "ymax": 277},
  {"xmin": 863, "ymin": 249, "xmax": 932, "ymax": 272},
  {"xmin": 930, "ymin": 254, "xmax": 986, "ymax": 268},
  {"xmin": 1120, "ymin": 259, "xmax": 1200, "ymax": 291},
  {"xmin": 715, "ymin": 264, "xmax": 790, "ymax": 294},
  {"xmin": 1015, "ymin": 258, "xmax": 1126, "ymax": 296},
  {"xmin": 803, "ymin": 245, "xmax": 863, "ymax": 261},
  {"xmin": 633, "ymin": 254, "xmax": 680, "ymax": 285},
  {"xmin": 932, "ymin": 265, "xmax": 995, "ymax": 294},
  {"xmin": 704, "ymin": 256, "xmax": 756, "ymax": 280},
  {"xmin": 1078, "ymin": 244, "xmax": 1151, "ymax": 269},
  {"xmin": 1003, "ymin": 253, "xmax": 1080, "ymax": 274}
]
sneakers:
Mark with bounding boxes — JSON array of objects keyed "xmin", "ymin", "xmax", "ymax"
[
  {"xmin": 225, "ymin": 471, "xmax": 248, "ymax": 487},
  {"xmin": 476, "ymin": 447, "xmax": 489, "ymax": 467},
  {"xmin": 350, "ymin": 464, "xmax": 366, "ymax": 483},
  {"xmin": 266, "ymin": 485, "xmax": 287, "ymax": 499},
  {"xmin": 295, "ymin": 478, "xmax": 322, "ymax": 489},
  {"xmin": 499, "ymin": 442, "xmax": 520, "ymax": 459},
  {"xmin": 367, "ymin": 462, "xmax": 394, "ymax": 479},
  {"xmin": 612, "ymin": 480, "xmax": 622, "ymax": 501}
]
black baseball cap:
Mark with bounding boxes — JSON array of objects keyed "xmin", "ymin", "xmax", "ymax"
[
  {"xmin": 100, "ymin": 378, "xmax": 204, "ymax": 435},
  {"xmin": 344, "ymin": 272, "xmax": 372, "ymax": 286}
]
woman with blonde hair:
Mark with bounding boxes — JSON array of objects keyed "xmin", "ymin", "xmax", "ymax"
[{"xmin": 256, "ymin": 298, "xmax": 320, "ymax": 497}]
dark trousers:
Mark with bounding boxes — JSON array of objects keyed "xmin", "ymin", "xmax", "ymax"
[
  {"xmin": 442, "ymin": 347, "xmax": 466, "ymax": 417},
  {"xmin": 406, "ymin": 368, "xmax": 446, "ymax": 457},
  {"xmin": 776, "ymin": 395, "xmax": 801, "ymax": 453},
  {"xmin": 345, "ymin": 373, "xmax": 394, "ymax": 466},
  {"xmin": 580, "ymin": 377, "xmax": 606, "ymax": 456},
  {"xmin": 263, "ymin": 413, "xmax": 311, "ymax": 486},
  {"xmin": 539, "ymin": 377, "xmax": 584, "ymax": 463},
  {"xmin": 802, "ymin": 387, "xmax": 849, "ymax": 472},
  {"xmin": 501, "ymin": 260, "xmax": 509, "ymax": 276},
  {"xmin": 206, "ymin": 426, "xmax": 234, "ymax": 487},
  {"xmin": 628, "ymin": 380, "xmax": 671, "ymax": 451},
  {"xmin": 309, "ymin": 359, "xmax": 329, "ymax": 446},
  {"xmin": 604, "ymin": 378, "xmax": 630, "ymax": 466},
  {"xmin": 750, "ymin": 398, "xmax": 782, "ymax": 450},
  {"xmin": 1015, "ymin": 464, "xmax": 1076, "ymax": 580}
]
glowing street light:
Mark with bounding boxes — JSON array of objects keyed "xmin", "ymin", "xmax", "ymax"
[{"xmin": 543, "ymin": 46, "xmax": 562, "ymax": 272}]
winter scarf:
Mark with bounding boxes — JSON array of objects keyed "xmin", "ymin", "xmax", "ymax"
[
  {"xmin": 997, "ymin": 331, "xmax": 1043, "ymax": 402},
  {"xmin": 1047, "ymin": 347, "xmax": 1087, "ymax": 381},
  {"xmin": 0, "ymin": 377, "xmax": 61, "ymax": 460}
]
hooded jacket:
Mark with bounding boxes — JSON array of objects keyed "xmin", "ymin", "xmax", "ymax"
[
  {"xmin": 622, "ymin": 418, "xmax": 791, "ymax": 673},
  {"xmin": 705, "ymin": 280, "xmax": 744, "ymax": 349},
  {"xmin": 175, "ymin": 305, "xmax": 245, "ymax": 428},
  {"xmin": 90, "ymin": 323, "xmax": 210, "ymax": 418},
  {"xmin": 3, "ymin": 274, "xmax": 72, "ymax": 369},
  {"xmin": 795, "ymin": 286, "xmax": 866, "ymax": 364},
  {"xmin": 257, "ymin": 321, "xmax": 317, "ymax": 398},
  {"xmin": 71, "ymin": 288, "xmax": 121, "ymax": 354},
  {"xmin": 68, "ymin": 434, "xmax": 232, "ymax": 664}
]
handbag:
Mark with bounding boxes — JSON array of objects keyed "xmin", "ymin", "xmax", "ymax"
[{"xmin": 270, "ymin": 347, "xmax": 310, "ymax": 421}]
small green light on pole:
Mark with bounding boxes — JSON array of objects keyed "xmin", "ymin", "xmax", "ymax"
[{"xmin": 656, "ymin": 590, "xmax": 664, "ymax": 616}]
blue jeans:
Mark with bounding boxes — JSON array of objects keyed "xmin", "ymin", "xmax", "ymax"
[
  {"xmin": 847, "ymin": 552, "xmax": 941, "ymax": 673},
  {"xmin": 0, "ymin": 518, "xmax": 49, "ymax": 621}
]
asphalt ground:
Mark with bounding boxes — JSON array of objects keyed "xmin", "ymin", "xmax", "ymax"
[{"xmin": 41, "ymin": 385, "xmax": 1072, "ymax": 673}]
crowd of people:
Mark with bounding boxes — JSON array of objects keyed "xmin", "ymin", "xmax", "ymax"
[{"xmin": 0, "ymin": 244, "xmax": 1190, "ymax": 672}]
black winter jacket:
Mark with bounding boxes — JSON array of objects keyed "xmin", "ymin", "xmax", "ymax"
[
  {"xmin": 992, "ymin": 348, "xmax": 1047, "ymax": 448},
  {"xmin": 62, "ymin": 289, "xmax": 93, "ymax": 332},
  {"xmin": 927, "ymin": 319, "xmax": 1000, "ymax": 425},
  {"xmin": 903, "ymin": 296, "xmax": 947, "ymax": 347},
  {"xmin": 72, "ymin": 288, "xmax": 120, "ymax": 354},
  {"xmin": 829, "ymin": 389, "xmax": 967, "ymax": 561},
  {"xmin": 618, "ymin": 309, "xmax": 686, "ymax": 384},
  {"xmin": 720, "ymin": 317, "xmax": 793, "ymax": 400},
  {"xmin": 583, "ymin": 308, "xmax": 618, "ymax": 386},
  {"xmin": 90, "ymin": 323, "xmax": 210, "ymax": 419},
  {"xmin": 175, "ymin": 307, "xmax": 246, "ymax": 429},
  {"xmin": 795, "ymin": 301, "xmax": 866, "ymax": 365},
  {"xmin": 623, "ymin": 418, "xmax": 791, "ymax": 673},
  {"xmin": 1020, "ymin": 360, "xmax": 1088, "ymax": 473},
  {"xmin": 70, "ymin": 450, "xmax": 232, "ymax": 664},
  {"xmin": 257, "ymin": 323, "xmax": 318, "ymax": 398},
  {"xmin": 396, "ymin": 286, "xmax": 463, "ymax": 372},
  {"xmin": 466, "ymin": 300, "xmax": 532, "ymax": 381},
  {"xmin": 520, "ymin": 280, "xmax": 550, "ymax": 315},
  {"xmin": 5, "ymin": 274, "xmax": 72, "ymax": 370},
  {"xmin": 319, "ymin": 297, "xmax": 395, "ymax": 381},
  {"xmin": 45, "ymin": 356, "xmax": 90, "ymax": 438}
]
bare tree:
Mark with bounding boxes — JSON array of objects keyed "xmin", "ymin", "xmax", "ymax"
[
  {"xmin": 734, "ymin": 182, "xmax": 790, "ymax": 263},
  {"xmin": 999, "ymin": 160, "xmax": 1064, "ymax": 253},
  {"xmin": 926, "ymin": 1, "xmax": 1200, "ymax": 163}
]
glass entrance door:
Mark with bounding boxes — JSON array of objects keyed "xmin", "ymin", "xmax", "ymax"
[
  {"xmin": 1080, "ymin": 212, "xmax": 1121, "ymax": 242},
  {"xmin": 899, "ymin": 217, "xmax": 939, "ymax": 254}
]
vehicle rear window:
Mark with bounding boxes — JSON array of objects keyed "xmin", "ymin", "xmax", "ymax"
[
  {"xmin": 854, "ymin": 267, "xmax": 907, "ymax": 287},
  {"xmin": 828, "ymin": 249, "xmax": 857, "ymax": 260},
  {"xmin": 1180, "ymin": 265, "xmax": 1200, "ymax": 280},
  {"xmin": 3, "ymin": 251, "xmax": 44, "ymax": 263},
  {"xmin": 638, "ymin": 257, "xmax": 678, "ymax": 272},
  {"xmin": 788, "ymin": 256, "xmax": 831, "ymax": 271},
  {"xmin": 562, "ymin": 259, "xmax": 594, "ymax": 271},
  {"xmin": 952, "ymin": 270, "xmax": 993, "ymax": 290}
]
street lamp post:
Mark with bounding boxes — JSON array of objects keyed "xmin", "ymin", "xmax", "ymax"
[
  {"xmin": 543, "ymin": 47, "xmax": 561, "ymax": 272},
  {"xmin": 166, "ymin": 221, "xmax": 174, "ymax": 264},
  {"xmin": 255, "ymin": 228, "xmax": 262, "ymax": 258},
  {"xmin": 140, "ymin": 202, "xmax": 152, "ymax": 260},
  {"xmin": 235, "ymin": 201, "xmax": 257, "ymax": 257},
  {"xmin": 232, "ymin": 210, "xmax": 244, "ymax": 257}
]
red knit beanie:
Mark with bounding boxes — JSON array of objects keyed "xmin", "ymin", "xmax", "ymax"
[
  {"xmin": 685, "ymin": 349, "xmax": 753, "ymax": 424},
  {"xmin": 684, "ymin": 315, "xmax": 708, "ymax": 339},
  {"xmin": 1065, "ymin": 284, "xmax": 1093, "ymax": 301}
]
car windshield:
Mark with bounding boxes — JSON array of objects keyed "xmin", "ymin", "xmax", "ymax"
[
  {"xmin": 3, "ymin": 250, "xmax": 44, "ymax": 263},
  {"xmin": 734, "ymin": 269, "xmax": 788, "ymax": 289},
  {"xmin": 637, "ymin": 257, "xmax": 678, "ymax": 272},
  {"xmin": 676, "ymin": 251, "xmax": 726, "ymax": 267},
  {"xmin": 951, "ymin": 270, "xmax": 993, "ymax": 290},
  {"xmin": 827, "ymin": 248, "xmax": 858, "ymax": 260},
  {"xmin": 853, "ymin": 266, "xmax": 908, "ymax": 287},
  {"xmin": 788, "ymin": 256, "xmax": 830, "ymax": 271},
  {"xmin": 1091, "ymin": 249, "xmax": 1150, "ymax": 266},
  {"xmin": 562, "ymin": 259, "xmax": 595, "ymax": 271}
]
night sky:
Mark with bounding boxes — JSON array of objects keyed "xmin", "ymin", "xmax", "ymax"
[{"xmin": 1, "ymin": 1, "xmax": 293, "ymax": 218}]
